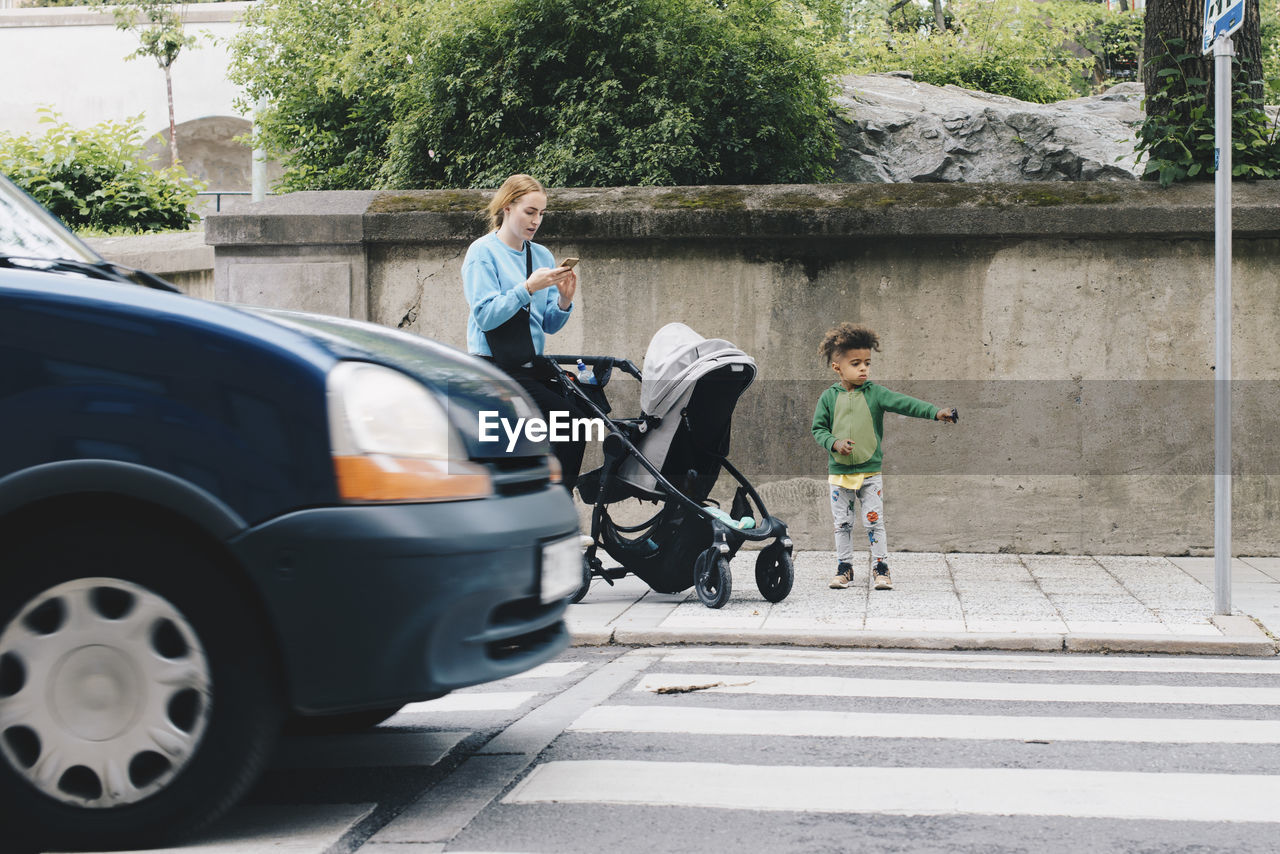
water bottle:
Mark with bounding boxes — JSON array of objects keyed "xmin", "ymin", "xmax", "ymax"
[
  {"xmin": 705, "ymin": 506, "xmax": 755, "ymax": 530},
  {"xmin": 576, "ymin": 359, "xmax": 596, "ymax": 385}
]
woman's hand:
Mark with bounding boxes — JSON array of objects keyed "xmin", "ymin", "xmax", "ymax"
[
  {"xmin": 556, "ymin": 267, "xmax": 578, "ymax": 310},
  {"xmin": 524, "ymin": 265, "xmax": 568, "ymax": 295},
  {"xmin": 526, "ymin": 265, "xmax": 578, "ymax": 309},
  {"xmin": 832, "ymin": 438, "xmax": 855, "ymax": 456}
]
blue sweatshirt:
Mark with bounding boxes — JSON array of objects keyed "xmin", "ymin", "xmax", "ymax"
[{"xmin": 463, "ymin": 232, "xmax": 573, "ymax": 356}]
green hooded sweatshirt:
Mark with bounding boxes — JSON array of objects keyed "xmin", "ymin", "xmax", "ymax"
[{"xmin": 811, "ymin": 380, "xmax": 938, "ymax": 475}]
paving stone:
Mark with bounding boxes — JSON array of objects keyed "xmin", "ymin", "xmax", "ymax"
[
  {"xmin": 1241, "ymin": 557, "xmax": 1280, "ymax": 581},
  {"xmin": 1036, "ymin": 578, "xmax": 1127, "ymax": 595}
]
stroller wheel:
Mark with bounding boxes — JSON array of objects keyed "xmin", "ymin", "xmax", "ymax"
[
  {"xmin": 694, "ymin": 548, "xmax": 732, "ymax": 609},
  {"xmin": 569, "ymin": 553, "xmax": 593, "ymax": 604},
  {"xmin": 755, "ymin": 543, "xmax": 794, "ymax": 603}
]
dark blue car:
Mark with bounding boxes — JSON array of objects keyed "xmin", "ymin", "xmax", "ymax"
[{"xmin": 0, "ymin": 175, "xmax": 581, "ymax": 849}]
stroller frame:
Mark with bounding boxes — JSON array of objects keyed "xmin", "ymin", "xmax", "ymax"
[{"xmin": 544, "ymin": 353, "xmax": 794, "ymax": 609}]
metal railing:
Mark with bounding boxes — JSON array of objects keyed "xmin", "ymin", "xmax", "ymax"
[{"xmin": 196, "ymin": 191, "xmax": 272, "ymax": 213}]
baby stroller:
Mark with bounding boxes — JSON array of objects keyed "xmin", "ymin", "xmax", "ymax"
[{"xmin": 547, "ymin": 322, "xmax": 793, "ymax": 609}]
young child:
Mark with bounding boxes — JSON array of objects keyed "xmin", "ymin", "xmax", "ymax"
[{"xmin": 811, "ymin": 323, "xmax": 956, "ymax": 591}]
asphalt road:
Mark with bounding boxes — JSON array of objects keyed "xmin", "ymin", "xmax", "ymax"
[{"xmin": 47, "ymin": 646, "xmax": 1280, "ymax": 853}]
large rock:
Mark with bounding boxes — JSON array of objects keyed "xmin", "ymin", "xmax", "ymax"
[{"xmin": 834, "ymin": 72, "xmax": 1145, "ymax": 183}]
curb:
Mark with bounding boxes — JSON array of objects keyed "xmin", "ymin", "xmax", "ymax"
[{"xmin": 567, "ymin": 625, "xmax": 1280, "ymax": 656}]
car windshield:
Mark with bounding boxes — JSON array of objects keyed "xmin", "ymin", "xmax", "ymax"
[
  {"xmin": 0, "ymin": 174, "xmax": 179, "ymax": 292},
  {"xmin": 0, "ymin": 174, "xmax": 102, "ymax": 263}
]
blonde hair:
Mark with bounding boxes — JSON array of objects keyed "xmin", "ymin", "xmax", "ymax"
[{"xmin": 487, "ymin": 174, "xmax": 545, "ymax": 232}]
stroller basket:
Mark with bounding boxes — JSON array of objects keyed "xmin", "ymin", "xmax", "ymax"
[{"xmin": 547, "ymin": 322, "xmax": 793, "ymax": 609}]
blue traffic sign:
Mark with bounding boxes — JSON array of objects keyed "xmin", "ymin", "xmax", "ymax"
[{"xmin": 1203, "ymin": 0, "xmax": 1246, "ymax": 53}]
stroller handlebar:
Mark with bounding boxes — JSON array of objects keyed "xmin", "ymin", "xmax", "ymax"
[{"xmin": 544, "ymin": 354, "xmax": 642, "ymax": 381}]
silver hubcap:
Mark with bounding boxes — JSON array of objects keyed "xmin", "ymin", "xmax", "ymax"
[{"xmin": 0, "ymin": 578, "xmax": 211, "ymax": 808}]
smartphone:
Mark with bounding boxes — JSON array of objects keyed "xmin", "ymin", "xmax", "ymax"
[{"xmin": 558, "ymin": 257, "xmax": 580, "ymax": 269}]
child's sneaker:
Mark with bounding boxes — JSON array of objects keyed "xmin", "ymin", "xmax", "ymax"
[
  {"xmin": 872, "ymin": 560, "xmax": 893, "ymax": 590},
  {"xmin": 829, "ymin": 562, "xmax": 854, "ymax": 589}
]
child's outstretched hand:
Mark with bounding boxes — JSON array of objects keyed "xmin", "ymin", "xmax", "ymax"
[
  {"xmin": 832, "ymin": 438, "xmax": 855, "ymax": 455},
  {"xmin": 936, "ymin": 407, "xmax": 959, "ymax": 423}
]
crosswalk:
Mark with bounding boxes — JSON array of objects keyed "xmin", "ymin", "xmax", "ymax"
[
  {"xmin": 85, "ymin": 648, "xmax": 1280, "ymax": 852},
  {"xmin": 488, "ymin": 646, "xmax": 1280, "ymax": 849}
]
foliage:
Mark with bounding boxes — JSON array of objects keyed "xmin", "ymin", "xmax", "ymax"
[
  {"xmin": 1090, "ymin": 10, "xmax": 1144, "ymax": 83},
  {"xmin": 846, "ymin": 1, "xmax": 1143, "ymax": 102},
  {"xmin": 228, "ymin": 0, "xmax": 414, "ymax": 191},
  {"xmin": 0, "ymin": 110, "xmax": 203, "ymax": 232},
  {"xmin": 844, "ymin": 0, "xmax": 1105, "ymax": 102},
  {"xmin": 230, "ymin": 0, "xmax": 841, "ymax": 190},
  {"xmin": 1133, "ymin": 37, "xmax": 1280, "ymax": 187},
  {"xmin": 24, "ymin": 1, "xmax": 229, "ymax": 5},
  {"xmin": 108, "ymin": 0, "xmax": 198, "ymax": 72},
  {"xmin": 1264, "ymin": 0, "xmax": 1280, "ymax": 101}
]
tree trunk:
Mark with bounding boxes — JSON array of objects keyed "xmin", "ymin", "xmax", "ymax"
[
  {"xmin": 165, "ymin": 65, "xmax": 179, "ymax": 167},
  {"xmin": 1143, "ymin": 0, "xmax": 1264, "ymax": 124},
  {"xmin": 932, "ymin": 0, "xmax": 945, "ymax": 31}
]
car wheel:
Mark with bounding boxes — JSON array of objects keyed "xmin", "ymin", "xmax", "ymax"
[{"xmin": 0, "ymin": 519, "xmax": 282, "ymax": 850}]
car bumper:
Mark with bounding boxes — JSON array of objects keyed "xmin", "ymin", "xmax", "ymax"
[{"xmin": 228, "ymin": 486, "xmax": 578, "ymax": 714}]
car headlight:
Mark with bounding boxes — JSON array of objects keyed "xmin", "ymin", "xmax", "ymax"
[{"xmin": 327, "ymin": 361, "xmax": 492, "ymax": 502}]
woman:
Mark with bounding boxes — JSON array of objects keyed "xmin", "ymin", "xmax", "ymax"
[{"xmin": 463, "ymin": 174, "xmax": 586, "ymax": 490}]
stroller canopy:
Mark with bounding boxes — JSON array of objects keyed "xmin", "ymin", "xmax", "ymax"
[
  {"xmin": 639, "ymin": 323, "xmax": 757, "ymax": 419},
  {"xmin": 618, "ymin": 323, "xmax": 757, "ymax": 494}
]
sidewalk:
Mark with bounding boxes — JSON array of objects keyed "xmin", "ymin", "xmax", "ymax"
[{"xmin": 565, "ymin": 552, "xmax": 1280, "ymax": 656}]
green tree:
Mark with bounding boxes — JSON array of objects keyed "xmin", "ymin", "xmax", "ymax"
[
  {"xmin": 230, "ymin": 0, "xmax": 841, "ymax": 190},
  {"xmin": 108, "ymin": 0, "xmax": 199, "ymax": 167}
]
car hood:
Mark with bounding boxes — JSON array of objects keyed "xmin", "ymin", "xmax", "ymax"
[{"xmin": 245, "ymin": 308, "xmax": 550, "ymax": 459}]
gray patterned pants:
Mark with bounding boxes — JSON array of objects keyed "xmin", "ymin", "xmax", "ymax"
[{"xmin": 830, "ymin": 474, "xmax": 887, "ymax": 565}]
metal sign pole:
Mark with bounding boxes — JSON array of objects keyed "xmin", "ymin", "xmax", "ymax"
[{"xmin": 1213, "ymin": 34, "xmax": 1233, "ymax": 616}]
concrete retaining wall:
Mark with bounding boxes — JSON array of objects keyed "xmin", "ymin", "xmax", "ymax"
[
  {"xmin": 85, "ymin": 232, "xmax": 215, "ymax": 301},
  {"xmin": 152, "ymin": 182, "xmax": 1280, "ymax": 556}
]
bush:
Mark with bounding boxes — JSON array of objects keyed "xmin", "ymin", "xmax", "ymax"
[
  {"xmin": 0, "ymin": 110, "xmax": 202, "ymax": 232},
  {"xmin": 867, "ymin": 32, "xmax": 1077, "ymax": 103},
  {"xmin": 231, "ymin": 0, "xmax": 840, "ymax": 190},
  {"xmin": 848, "ymin": 0, "xmax": 1126, "ymax": 103}
]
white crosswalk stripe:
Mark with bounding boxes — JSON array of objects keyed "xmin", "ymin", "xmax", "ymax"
[
  {"xmin": 660, "ymin": 647, "xmax": 1280, "ymax": 675},
  {"xmin": 513, "ymin": 661, "xmax": 588, "ymax": 679},
  {"xmin": 393, "ymin": 691, "xmax": 540, "ymax": 715},
  {"xmin": 570, "ymin": 704, "xmax": 1280, "ymax": 743},
  {"xmin": 635, "ymin": 672, "xmax": 1280, "ymax": 705},
  {"xmin": 506, "ymin": 761, "xmax": 1280, "ymax": 823}
]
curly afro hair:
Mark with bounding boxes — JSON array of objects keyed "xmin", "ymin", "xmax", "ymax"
[{"xmin": 819, "ymin": 323, "xmax": 880, "ymax": 365}]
